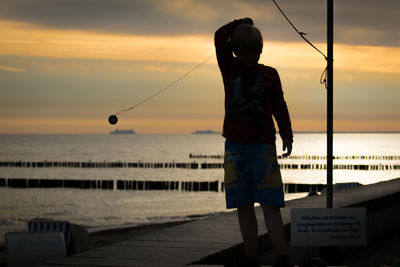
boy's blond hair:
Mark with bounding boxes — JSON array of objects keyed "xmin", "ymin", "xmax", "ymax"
[{"xmin": 231, "ymin": 24, "xmax": 263, "ymax": 57}]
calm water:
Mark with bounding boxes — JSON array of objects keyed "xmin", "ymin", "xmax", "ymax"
[{"xmin": 0, "ymin": 133, "xmax": 399, "ymax": 244}]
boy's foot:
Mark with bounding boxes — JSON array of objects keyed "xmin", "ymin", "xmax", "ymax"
[
  {"xmin": 241, "ymin": 256, "xmax": 261, "ymax": 267},
  {"xmin": 273, "ymin": 254, "xmax": 293, "ymax": 267}
]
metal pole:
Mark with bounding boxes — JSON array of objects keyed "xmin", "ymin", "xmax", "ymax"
[
  {"xmin": 327, "ymin": 0, "xmax": 334, "ymax": 208},
  {"xmin": 320, "ymin": 2, "xmax": 338, "ymax": 264}
]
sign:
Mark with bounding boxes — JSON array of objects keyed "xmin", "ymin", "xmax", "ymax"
[{"xmin": 291, "ymin": 208, "xmax": 366, "ymax": 246}]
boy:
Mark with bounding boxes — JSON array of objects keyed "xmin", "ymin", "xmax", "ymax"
[{"xmin": 214, "ymin": 18, "xmax": 293, "ymax": 267}]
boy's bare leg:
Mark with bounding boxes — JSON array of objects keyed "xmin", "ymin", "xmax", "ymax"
[
  {"xmin": 237, "ymin": 203, "xmax": 259, "ymax": 260},
  {"xmin": 261, "ymin": 204, "xmax": 286, "ymax": 256}
]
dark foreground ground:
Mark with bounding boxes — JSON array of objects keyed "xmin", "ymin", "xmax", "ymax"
[
  {"xmin": 0, "ymin": 220, "xmax": 191, "ymax": 267},
  {"xmin": 340, "ymin": 229, "xmax": 400, "ymax": 267},
  {"xmin": 1, "ymin": 220, "xmax": 399, "ymax": 267}
]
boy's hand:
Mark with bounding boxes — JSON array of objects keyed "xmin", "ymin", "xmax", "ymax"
[{"xmin": 282, "ymin": 139, "xmax": 292, "ymax": 157}]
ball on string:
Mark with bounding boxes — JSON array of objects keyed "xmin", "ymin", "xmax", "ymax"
[{"xmin": 108, "ymin": 115, "xmax": 118, "ymax": 125}]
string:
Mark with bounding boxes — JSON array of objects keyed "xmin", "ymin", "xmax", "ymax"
[
  {"xmin": 271, "ymin": 0, "xmax": 328, "ymax": 89},
  {"xmin": 115, "ymin": 53, "xmax": 215, "ymax": 115},
  {"xmin": 116, "ymin": 0, "xmax": 329, "ymax": 116}
]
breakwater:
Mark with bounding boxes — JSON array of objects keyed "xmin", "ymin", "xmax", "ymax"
[
  {"xmin": 0, "ymin": 178, "xmax": 327, "ymax": 193},
  {"xmin": 0, "ymin": 160, "xmax": 399, "ymax": 170},
  {"xmin": 0, "ymin": 161, "xmax": 199, "ymax": 169},
  {"xmin": 189, "ymin": 154, "xmax": 400, "ymax": 160}
]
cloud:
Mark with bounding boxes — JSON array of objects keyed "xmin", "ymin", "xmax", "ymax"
[
  {"xmin": 0, "ymin": 65, "xmax": 25, "ymax": 72},
  {"xmin": 0, "ymin": 20, "xmax": 214, "ymax": 62},
  {"xmin": 3, "ymin": 18, "xmax": 400, "ymax": 75},
  {"xmin": 0, "ymin": 0, "xmax": 398, "ymax": 46}
]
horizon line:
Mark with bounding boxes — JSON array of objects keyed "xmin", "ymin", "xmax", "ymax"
[{"xmin": 1, "ymin": 131, "xmax": 400, "ymax": 135}]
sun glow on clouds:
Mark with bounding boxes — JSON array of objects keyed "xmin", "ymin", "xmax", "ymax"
[
  {"xmin": 1, "ymin": 19, "xmax": 399, "ymax": 133},
  {"xmin": 0, "ymin": 65, "xmax": 24, "ymax": 72},
  {"xmin": 2, "ymin": 19, "xmax": 400, "ymax": 74},
  {"xmin": 0, "ymin": 20, "xmax": 213, "ymax": 63}
]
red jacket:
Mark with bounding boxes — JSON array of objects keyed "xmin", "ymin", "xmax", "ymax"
[{"xmin": 214, "ymin": 19, "xmax": 293, "ymax": 144}]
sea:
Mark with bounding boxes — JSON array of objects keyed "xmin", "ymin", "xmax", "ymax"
[{"xmin": 0, "ymin": 133, "xmax": 399, "ymax": 245}]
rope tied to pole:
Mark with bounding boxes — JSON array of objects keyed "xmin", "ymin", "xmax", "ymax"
[{"xmin": 271, "ymin": 0, "xmax": 328, "ymax": 89}]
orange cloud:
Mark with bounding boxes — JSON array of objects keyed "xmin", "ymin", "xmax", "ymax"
[
  {"xmin": 2, "ymin": 19, "xmax": 400, "ymax": 75},
  {"xmin": 0, "ymin": 20, "xmax": 213, "ymax": 63},
  {"xmin": 263, "ymin": 41, "xmax": 400, "ymax": 74},
  {"xmin": 0, "ymin": 65, "xmax": 25, "ymax": 72}
]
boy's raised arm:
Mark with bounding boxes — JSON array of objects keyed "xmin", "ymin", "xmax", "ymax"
[{"xmin": 214, "ymin": 18, "xmax": 253, "ymax": 72}]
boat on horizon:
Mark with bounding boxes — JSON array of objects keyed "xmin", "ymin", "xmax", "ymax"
[{"xmin": 109, "ymin": 129, "xmax": 136, "ymax": 135}]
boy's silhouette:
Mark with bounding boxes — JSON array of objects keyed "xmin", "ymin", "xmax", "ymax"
[{"xmin": 215, "ymin": 18, "xmax": 294, "ymax": 267}]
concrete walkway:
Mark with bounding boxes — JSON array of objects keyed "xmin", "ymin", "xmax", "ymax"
[{"xmin": 42, "ymin": 178, "xmax": 400, "ymax": 266}]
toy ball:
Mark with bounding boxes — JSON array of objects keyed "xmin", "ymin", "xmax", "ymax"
[{"xmin": 108, "ymin": 115, "xmax": 118, "ymax": 125}]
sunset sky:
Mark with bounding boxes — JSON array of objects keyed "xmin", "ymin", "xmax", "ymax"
[{"xmin": 0, "ymin": 0, "xmax": 399, "ymax": 134}]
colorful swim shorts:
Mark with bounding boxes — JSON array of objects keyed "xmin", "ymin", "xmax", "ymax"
[{"xmin": 224, "ymin": 140, "xmax": 285, "ymax": 209}]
